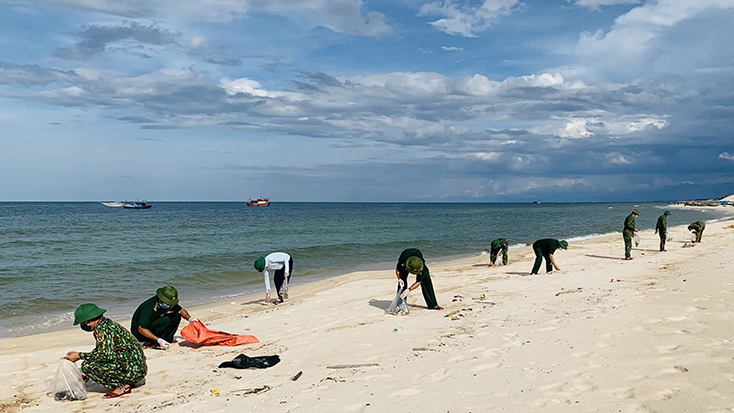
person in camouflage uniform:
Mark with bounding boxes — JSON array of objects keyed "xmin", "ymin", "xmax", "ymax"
[
  {"xmin": 396, "ymin": 248, "xmax": 443, "ymax": 310},
  {"xmin": 489, "ymin": 238, "xmax": 509, "ymax": 266},
  {"xmin": 65, "ymin": 304, "xmax": 147, "ymax": 399},
  {"xmin": 655, "ymin": 210, "xmax": 671, "ymax": 252},
  {"xmin": 530, "ymin": 238, "xmax": 568, "ymax": 274},
  {"xmin": 623, "ymin": 209, "xmax": 639, "ymax": 260},
  {"xmin": 688, "ymin": 221, "xmax": 706, "ymax": 243}
]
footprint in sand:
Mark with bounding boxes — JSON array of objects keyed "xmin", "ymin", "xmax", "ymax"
[
  {"xmin": 390, "ymin": 388, "xmax": 423, "ymax": 397},
  {"xmin": 655, "ymin": 344, "xmax": 680, "ymax": 353},
  {"xmin": 654, "ymin": 388, "xmax": 678, "ymax": 400},
  {"xmin": 469, "ymin": 362, "xmax": 502, "ymax": 372},
  {"xmin": 563, "ymin": 370, "xmax": 585, "ymax": 378},
  {"xmin": 446, "ymin": 355, "xmax": 464, "ymax": 363},
  {"xmin": 429, "ymin": 367, "xmax": 452, "ymax": 381},
  {"xmin": 602, "ymin": 386, "xmax": 634, "ymax": 399}
]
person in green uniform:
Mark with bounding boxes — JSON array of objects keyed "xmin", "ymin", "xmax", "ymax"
[
  {"xmin": 688, "ymin": 221, "xmax": 706, "ymax": 243},
  {"xmin": 131, "ymin": 286, "xmax": 196, "ymax": 349},
  {"xmin": 64, "ymin": 303, "xmax": 147, "ymax": 399},
  {"xmin": 396, "ymin": 248, "xmax": 443, "ymax": 310},
  {"xmin": 623, "ymin": 209, "xmax": 640, "ymax": 260},
  {"xmin": 489, "ymin": 238, "xmax": 509, "ymax": 266},
  {"xmin": 654, "ymin": 210, "xmax": 671, "ymax": 252},
  {"xmin": 530, "ymin": 238, "xmax": 568, "ymax": 274}
]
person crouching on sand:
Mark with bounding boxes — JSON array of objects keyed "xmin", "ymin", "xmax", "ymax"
[
  {"xmin": 131, "ymin": 286, "xmax": 196, "ymax": 349},
  {"xmin": 396, "ymin": 248, "xmax": 443, "ymax": 310},
  {"xmin": 254, "ymin": 252, "xmax": 293, "ymax": 303},
  {"xmin": 688, "ymin": 221, "xmax": 706, "ymax": 243},
  {"xmin": 489, "ymin": 238, "xmax": 509, "ymax": 266},
  {"xmin": 64, "ymin": 304, "xmax": 147, "ymax": 399},
  {"xmin": 530, "ymin": 239, "xmax": 568, "ymax": 275}
]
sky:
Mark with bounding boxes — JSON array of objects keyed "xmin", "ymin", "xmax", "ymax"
[{"xmin": 1, "ymin": 0, "xmax": 733, "ymax": 202}]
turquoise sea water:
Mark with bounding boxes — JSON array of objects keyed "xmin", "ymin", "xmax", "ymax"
[{"xmin": 0, "ymin": 202, "xmax": 729, "ymax": 337}]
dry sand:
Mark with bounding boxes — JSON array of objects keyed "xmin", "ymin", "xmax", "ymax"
[{"xmin": 2, "ymin": 219, "xmax": 734, "ymax": 413}]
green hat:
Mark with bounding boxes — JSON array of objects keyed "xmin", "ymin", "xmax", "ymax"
[
  {"xmin": 664, "ymin": 210, "xmax": 671, "ymax": 215},
  {"xmin": 156, "ymin": 285, "xmax": 179, "ymax": 306},
  {"xmin": 559, "ymin": 240, "xmax": 568, "ymax": 250},
  {"xmin": 491, "ymin": 239, "xmax": 500, "ymax": 249},
  {"xmin": 254, "ymin": 257, "xmax": 266, "ymax": 272},
  {"xmin": 632, "ymin": 209, "xmax": 640, "ymax": 215},
  {"xmin": 73, "ymin": 303, "xmax": 106, "ymax": 325},
  {"xmin": 405, "ymin": 256, "xmax": 424, "ymax": 274}
]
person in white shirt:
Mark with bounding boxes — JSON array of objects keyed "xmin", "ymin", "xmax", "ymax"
[{"xmin": 254, "ymin": 252, "xmax": 293, "ymax": 303}]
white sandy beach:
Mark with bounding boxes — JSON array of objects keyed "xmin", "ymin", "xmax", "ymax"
[{"xmin": 2, "ymin": 218, "xmax": 734, "ymax": 413}]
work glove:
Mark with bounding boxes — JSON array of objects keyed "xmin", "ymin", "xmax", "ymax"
[
  {"xmin": 400, "ymin": 289, "xmax": 409, "ymax": 300},
  {"xmin": 189, "ymin": 318, "xmax": 199, "ymax": 323},
  {"xmin": 397, "ymin": 279, "xmax": 405, "ymax": 289},
  {"xmin": 157, "ymin": 338, "xmax": 171, "ymax": 349}
]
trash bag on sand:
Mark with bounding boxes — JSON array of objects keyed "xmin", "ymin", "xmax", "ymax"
[
  {"xmin": 218, "ymin": 354, "xmax": 280, "ymax": 369},
  {"xmin": 45, "ymin": 359, "xmax": 86, "ymax": 402},
  {"xmin": 386, "ymin": 289, "xmax": 409, "ymax": 315},
  {"xmin": 181, "ymin": 320, "xmax": 259, "ymax": 346}
]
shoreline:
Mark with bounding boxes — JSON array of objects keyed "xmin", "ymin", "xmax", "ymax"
[
  {"xmin": 3, "ymin": 220, "xmax": 734, "ymax": 412},
  {"xmin": 1, "ymin": 219, "xmax": 727, "ymax": 350},
  {"xmin": 2, "ymin": 206, "xmax": 732, "ymax": 340}
]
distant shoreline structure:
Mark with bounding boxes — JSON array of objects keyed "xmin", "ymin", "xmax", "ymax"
[{"xmin": 673, "ymin": 193, "xmax": 734, "ymax": 207}]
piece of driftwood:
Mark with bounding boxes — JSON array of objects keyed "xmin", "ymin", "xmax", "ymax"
[
  {"xmin": 291, "ymin": 371, "xmax": 303, "ymax": 381},
  {"xmin": 230, "ymin": 385, "xmax": 271, "ymax": 395},
  {"xmin": 326, "ymin": 363, "xmax": 379, "ymax": 369}
]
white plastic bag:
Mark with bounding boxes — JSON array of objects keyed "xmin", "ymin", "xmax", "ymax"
[
  {"xmin": 46, "ymin": 359, "xmax": 87, "ymax": 401},
  {"xmin": 386, "ymin": 284, "xmax": 409, "ymax": 315},
  {"xmin": 666, "ymin": 232, "xmax": 673, "ymax": 241},
  {"xmin": 633, "ymin": 232, "xmax": 640, "ymax": 247}
]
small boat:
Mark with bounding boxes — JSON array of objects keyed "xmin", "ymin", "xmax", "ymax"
[
  {"xmin": 532, "ymin": 200, "xmax": 541, "ymax": 204},
  {"xmin": 122, "ymin": 201, "xmax": 152, "ymax": 209},
  {"xmin": 101, "ymin": 201, "xmax": 124, "ymax": 207},
  {"xmin": 246, "ymin": 198, "xmax": 270, "ymax": 206}
]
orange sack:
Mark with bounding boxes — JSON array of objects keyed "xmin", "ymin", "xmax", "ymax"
[{"xmin": 180, "ymin": 320, "xmax": 259, "ymax": 346}]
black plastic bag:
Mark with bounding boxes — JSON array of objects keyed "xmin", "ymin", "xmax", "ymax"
[{"xmin": 218, "ymin": 354, "xmax": 280, "ymax": 369}]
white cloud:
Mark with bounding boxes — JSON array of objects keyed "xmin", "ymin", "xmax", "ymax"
[
  {"xmin": 418, "ymin": 0, "xmax": 521, "ymax": 37},
  {"xmin": 572, "ymin": 0, "xmax": 640, "ymax": 11},
  {"xmin": 441, "ymin": 46, "xmax": 465, "ymax": 51},
  {"xmin": 190, "ymin": 35, "xmax": 207, "ymax": 49},
  {"xmin": 565, "ymin": 0, "xmax": 734, "ymax": 81},
  {"xmin": 473, "ymin": 152, "xmax": 502, "ymax": 162},
  {"xmin": 18, "ymin": 0, "xmax": 392, "ymax": 37},
  {"xmin": 558, "ymin": 118, "xmax": 593, "ymax": 139},
  {"xmin": 607, "ymin": 153, "xmax": 633, "ymax": 165},
  {"xmin": 720, "ymin": 152, "xmax": 734, "ymax": 162}
]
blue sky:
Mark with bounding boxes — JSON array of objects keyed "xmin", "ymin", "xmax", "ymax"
[{"xmin": 1, "ymin": 0, "xmax": 733, "ymax": 202}]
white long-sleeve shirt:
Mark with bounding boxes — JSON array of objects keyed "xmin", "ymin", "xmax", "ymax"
[{"xmin": 262, "ymin": 252, "xmax": 291, "ymax": 293}]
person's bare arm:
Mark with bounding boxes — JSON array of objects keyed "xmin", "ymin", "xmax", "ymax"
[{"xmin": 549, "ymin": 254, "xmax": 560, "ymax": 271}]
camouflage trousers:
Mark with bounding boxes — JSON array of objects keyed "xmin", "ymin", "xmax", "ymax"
[
  {"xmin": 81, "ymin": 359, "xmax": 147, "ymax": 389},
  {"xmin": 623, "ymin": 231, "xmax": 633, "ymax": 258}
]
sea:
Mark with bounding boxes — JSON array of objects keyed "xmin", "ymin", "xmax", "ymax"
[{"xmin": 1, "ymin": 202, "xmax": 730, "ymax": 338}]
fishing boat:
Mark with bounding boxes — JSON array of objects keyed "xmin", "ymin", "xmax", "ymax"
[
  {"xmin": 246, "ymin": 198, "xmax": 270, "ymax": 206},
  {"xmin": 122, "ymin": 201, "xmax": 152, "ymax": 209},
  {"xmin": 532, "ymin": 200, "xmax": 541, "ymax": 204},
  {"xmin": 101, "ymin": 201, "xmax": 124, "ymax": 207}
]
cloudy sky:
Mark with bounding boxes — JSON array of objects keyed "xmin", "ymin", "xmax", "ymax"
[{"xmin": 1, "ymin": 0, "xmax": 733, "ymax": 202}]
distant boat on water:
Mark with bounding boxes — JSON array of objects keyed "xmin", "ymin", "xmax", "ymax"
[
  {"xmin": 532, "ymin": 200, "xmax": 541, "ymax": 204},
  {"xmin": 246, "ymin": 198, "xmax": 270, "ymax": 206},
  {"xmin": 123, "ymin": 201, "xmax": 152, "ymax": 209},
  {"xmin": 101, "ymin": 201, "xmax": 124, "ymax": 207}
]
